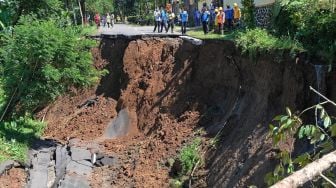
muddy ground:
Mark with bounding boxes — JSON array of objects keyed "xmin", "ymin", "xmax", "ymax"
[{"xmin": 1, "ymin": 37, "xmax": 321, "ymax": 187}]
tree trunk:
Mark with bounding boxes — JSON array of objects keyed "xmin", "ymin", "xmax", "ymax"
[
  {"xmin": 71, "ymin": 1, "xmax": 77, "ymax": 25},
  {"xmin": 271, "ymin": 150, "xmax": 336, "ymax": 188},
  {"xmin": 78, "ymin": 0, "xmax": 84, "ymax": 26}
]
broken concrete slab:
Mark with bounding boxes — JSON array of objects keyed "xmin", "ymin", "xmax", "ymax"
[
  {"xmin": 70, "ymin": 147, "xmax": 91, "ymax": 161},
  {"xmin": 59, "ymin": 175, "xmax": 90, "ymax": 188},
  {"xmin": 28, "ymin": 152, "xmax": 52, "ymax": 188},
  {"xmin": 66, "ymin": 160, "xmax": 92, "ymax": 176},
  {"xmin": 56, "ymin": 146, "xmax": 68, "ymax": 178},
  {"xmin": 0, "ymin": 160, "xmax": 15, "ymax": 175},
  {"xmin": 179, "ymin": 36, "xmax": 203, "ymax": 45}
]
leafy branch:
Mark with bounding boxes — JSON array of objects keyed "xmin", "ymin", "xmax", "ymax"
[{"xmin": 266, "ymin": 86, "xmax": 336, "ymax": 186}]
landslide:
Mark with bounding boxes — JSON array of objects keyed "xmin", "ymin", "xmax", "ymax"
[{"xmin": 39, "ymin": 37, "xmax": 316, "ymax": 187}]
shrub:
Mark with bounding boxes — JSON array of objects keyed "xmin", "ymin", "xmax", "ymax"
[
  {"xmin": 179, "ymin": 138, "xmax": 201, "ymax": 175},
  {"xmin": 236, "ymin": 28, "xmax": 304, "ymax": 60},
  {"xmin": 272, "ymin": 0, "xmax": 336, "ymax": 64},
  {"xmin": 0, "ymin": 16, "xmax": 102, "ymax": 114}
]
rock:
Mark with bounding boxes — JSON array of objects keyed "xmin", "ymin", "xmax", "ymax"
[
  {"xmin": 70, "ymin": 147, "xmax": 91, "ymax": 161},
  {"xmin": 0, "ymin": 160, "xmax": 15, "ymax": 175},
  {"xmin": 100, "ymin": 156, "xmax": 117, "ymax": 166}
]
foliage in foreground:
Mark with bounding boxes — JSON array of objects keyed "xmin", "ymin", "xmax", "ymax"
[
  {"xmin": 0, "ymin": 16, "xmax": 102, "ymax": 114},
  {"xmin": 266, "ymin": 101, "xmax": 336, "ymax": 186},
  {"xmin": 236, "ymin": 28, "xmax": 304, "ymax": 61},
  {"xmin": 179, "ymin": 138, "xmax": 202, "ymax": 175},
  {"xmin": 0, "ymin": 117, "xmax": 45, "ymax": 162}
]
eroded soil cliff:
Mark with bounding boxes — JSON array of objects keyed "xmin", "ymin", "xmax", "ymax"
[{"xmin": 38, "ymin": 37, "xmax": 317, "ymax": 187}]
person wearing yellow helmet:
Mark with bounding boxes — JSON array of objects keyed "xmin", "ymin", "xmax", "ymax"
[
  {"xmin": 233, "ymin": 3, "xmax": 241, "ymax": 28},
  {"xmin": 217, "ymin": 7, "xmax": 225, "ymax": 35},
  {"xmin": 214, "ymin": 8, "xmax": 219, "ymax": 33}
]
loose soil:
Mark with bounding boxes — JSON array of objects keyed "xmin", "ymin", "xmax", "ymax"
[
  {"xmin": 0, "ymin": 168, "xmax": 27, "ymax": 188},
  {"xmin": 36, "ymin": 37, "xmax": 316, "ymax": 187}
]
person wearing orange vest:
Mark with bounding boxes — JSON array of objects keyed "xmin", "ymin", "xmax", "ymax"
[
  {"xmin": 217, "ymin": 7, "xmax": 225, "ymax": 35},
  {"xmin": 233, "ymin": 3, "xmax": 241, "ymax": 28}
]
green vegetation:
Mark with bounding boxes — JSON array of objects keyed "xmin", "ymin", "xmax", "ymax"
[
  {"xmin": 169, "ymin": 138, "xmax": 202, "ymax": 188},
  {"xmin": 235, "ymin": 28, "xmax": 304, "ymax": 60},
  {"xmin": 266, "ymin": 101, "xmax": 336, "ymax": 185},
  {"xmin": 0, "ymin": 0, "xmax": 102, "ymax": 162},
  {"xmin": 0, "ymin": 16, "xmax": 101, "ymax": 114},
  {"xmin": 187, "ymin": 29, "xmax": 239, "ymax": 40},
  {"xmin": 272, "ymin": 0, "xmax": 336, "ymax": 64},
  {"xmin": 179, "ymin": 138, "xmax": 201, "ymax": 175},
  {"xmin": 0, "ymin": 117, "xmax": 45, "ymax": 162},
  {"xmin": 241, "ymin": 0, "xmax": 256, "ymax": 28},
  {"xmin": 86, "ymin": 0, "xmax": 114, "ymax": 14}
]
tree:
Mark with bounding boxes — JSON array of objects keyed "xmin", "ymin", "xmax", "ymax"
[
  {"xmin": 241, "ymin": 0, "xmax": 256, "ymax": 28},
  {"xmin": 1, "ymin": 0, "xmax": 62, "ymax": 25},
  {"xmin": 0, "ymin": 16, "xmax": 102, "ymax": 116}
]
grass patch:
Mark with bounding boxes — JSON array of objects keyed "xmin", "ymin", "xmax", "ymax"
[
  {"xmin": 0, "ymin": 117, "xmax": 45, "ymax": 162},
  {"xmin": 179, "ymin": 137, "xmax": 202, "ymax": 175},
  {"xmin": 169, "ymin": 138, "xmax": 202, "ymax": 187},
  {"xmin": 187, "ymin": 28, "xmax": 238, "ymax": 40},
  {"xmin": 235, "ymin": 28, "xmax": 304, "ymax": 59},
  {"xmin": 81, "ymin": 25, "xmax": 98, "ymax": 36},
  {"xmin": 0, "ymin": 138, "xmax": 28, "ymax": 162}
]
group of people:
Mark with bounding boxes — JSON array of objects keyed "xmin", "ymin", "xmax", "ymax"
[
  {"xmin": 153, "ymin": 2, "xmax": 241, "ymax": 35},
  {"xmin": 94, "ymin": 13, "xmax": 115, "ymax": 29},
  {"xmin": 153, "ymin": 7, "xmax": 189, "ymax": 35},
  {"xmin": 199, "ymin": 3, "xmax": 241, "ymax": 35}
]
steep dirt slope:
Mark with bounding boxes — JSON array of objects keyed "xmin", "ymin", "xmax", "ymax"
[{"xmin": 40, "ymin": 37, "xmax": 318, "ymax": 187}]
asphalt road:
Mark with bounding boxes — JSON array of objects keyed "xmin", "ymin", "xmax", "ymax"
[{"xmin": 99, "ymin": 24, "xmax": 181, "ymax": 36}]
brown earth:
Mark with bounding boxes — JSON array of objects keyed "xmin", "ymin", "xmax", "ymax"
[
  {"xmin": 38, "ymin": 37, "xmax": 317, "ymax": 187},
  {"xmin": 0, "ymin": 168, "xmax": 27, "ymax": 188}
]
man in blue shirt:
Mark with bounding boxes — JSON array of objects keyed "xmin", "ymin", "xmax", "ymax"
[
  {"xmin": 160, "ymin": 7, "xmax": 168, "ymax": 33},
  {"xmin": 201, "ymin": 6, "xmax": 210, "ymax": 34},
  {"xmin": 193, "ymin": 8, "xmax": 201, "ymax": 26},
  {"xmin": 225, "ymin": 5, "xmax": 234, "ymax": 31},
  {"xmin": 180, "ymin": 7, "xmax": 188, "ymax": 35}
]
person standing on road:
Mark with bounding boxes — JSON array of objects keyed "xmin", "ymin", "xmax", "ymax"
[
  {"xmin": 217, "ymin": 7, "xmax": 225, "ymax": 35},
  {"xmin": 201, "ymin": 6, "xmax": 210, "ymax": 34},
  {"xmin": 193, "ymin": 8, "xmax": 201, "ymax": 27},
  {"xmin": 167, "ymin": 9, "xmax": 176, "ymax": 33},
  {"xmin": 160, "ymin": 7, "xmax": 168, "ymax": 33},
  {"xmin": 102, "ymin": 15, "xmax": 106, "ymax": 27},
  {"xmin": 106, "ymin": 13, "xmax": 111, "ymax": 28},
  {"xmin": 94, "ymin": 13, "xmax": 101, "ymax": 29},
  {"xmin": 111, "ymin": 13, "xmax": 115, "ymax": 27},
  {"xmin": 180, "ymin": 7, "xmax": 188, "ymax": 35},
  {"xmin": 153, "ymin": 8, "xmax": 161, "ymax": 33},
  {"xmin": 225, "ymin": 5, "xmax": 234, "ymax": 31},
  {"xmin": 233, "ymin": 3, "xmax": 241, "ymax": 28}
]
